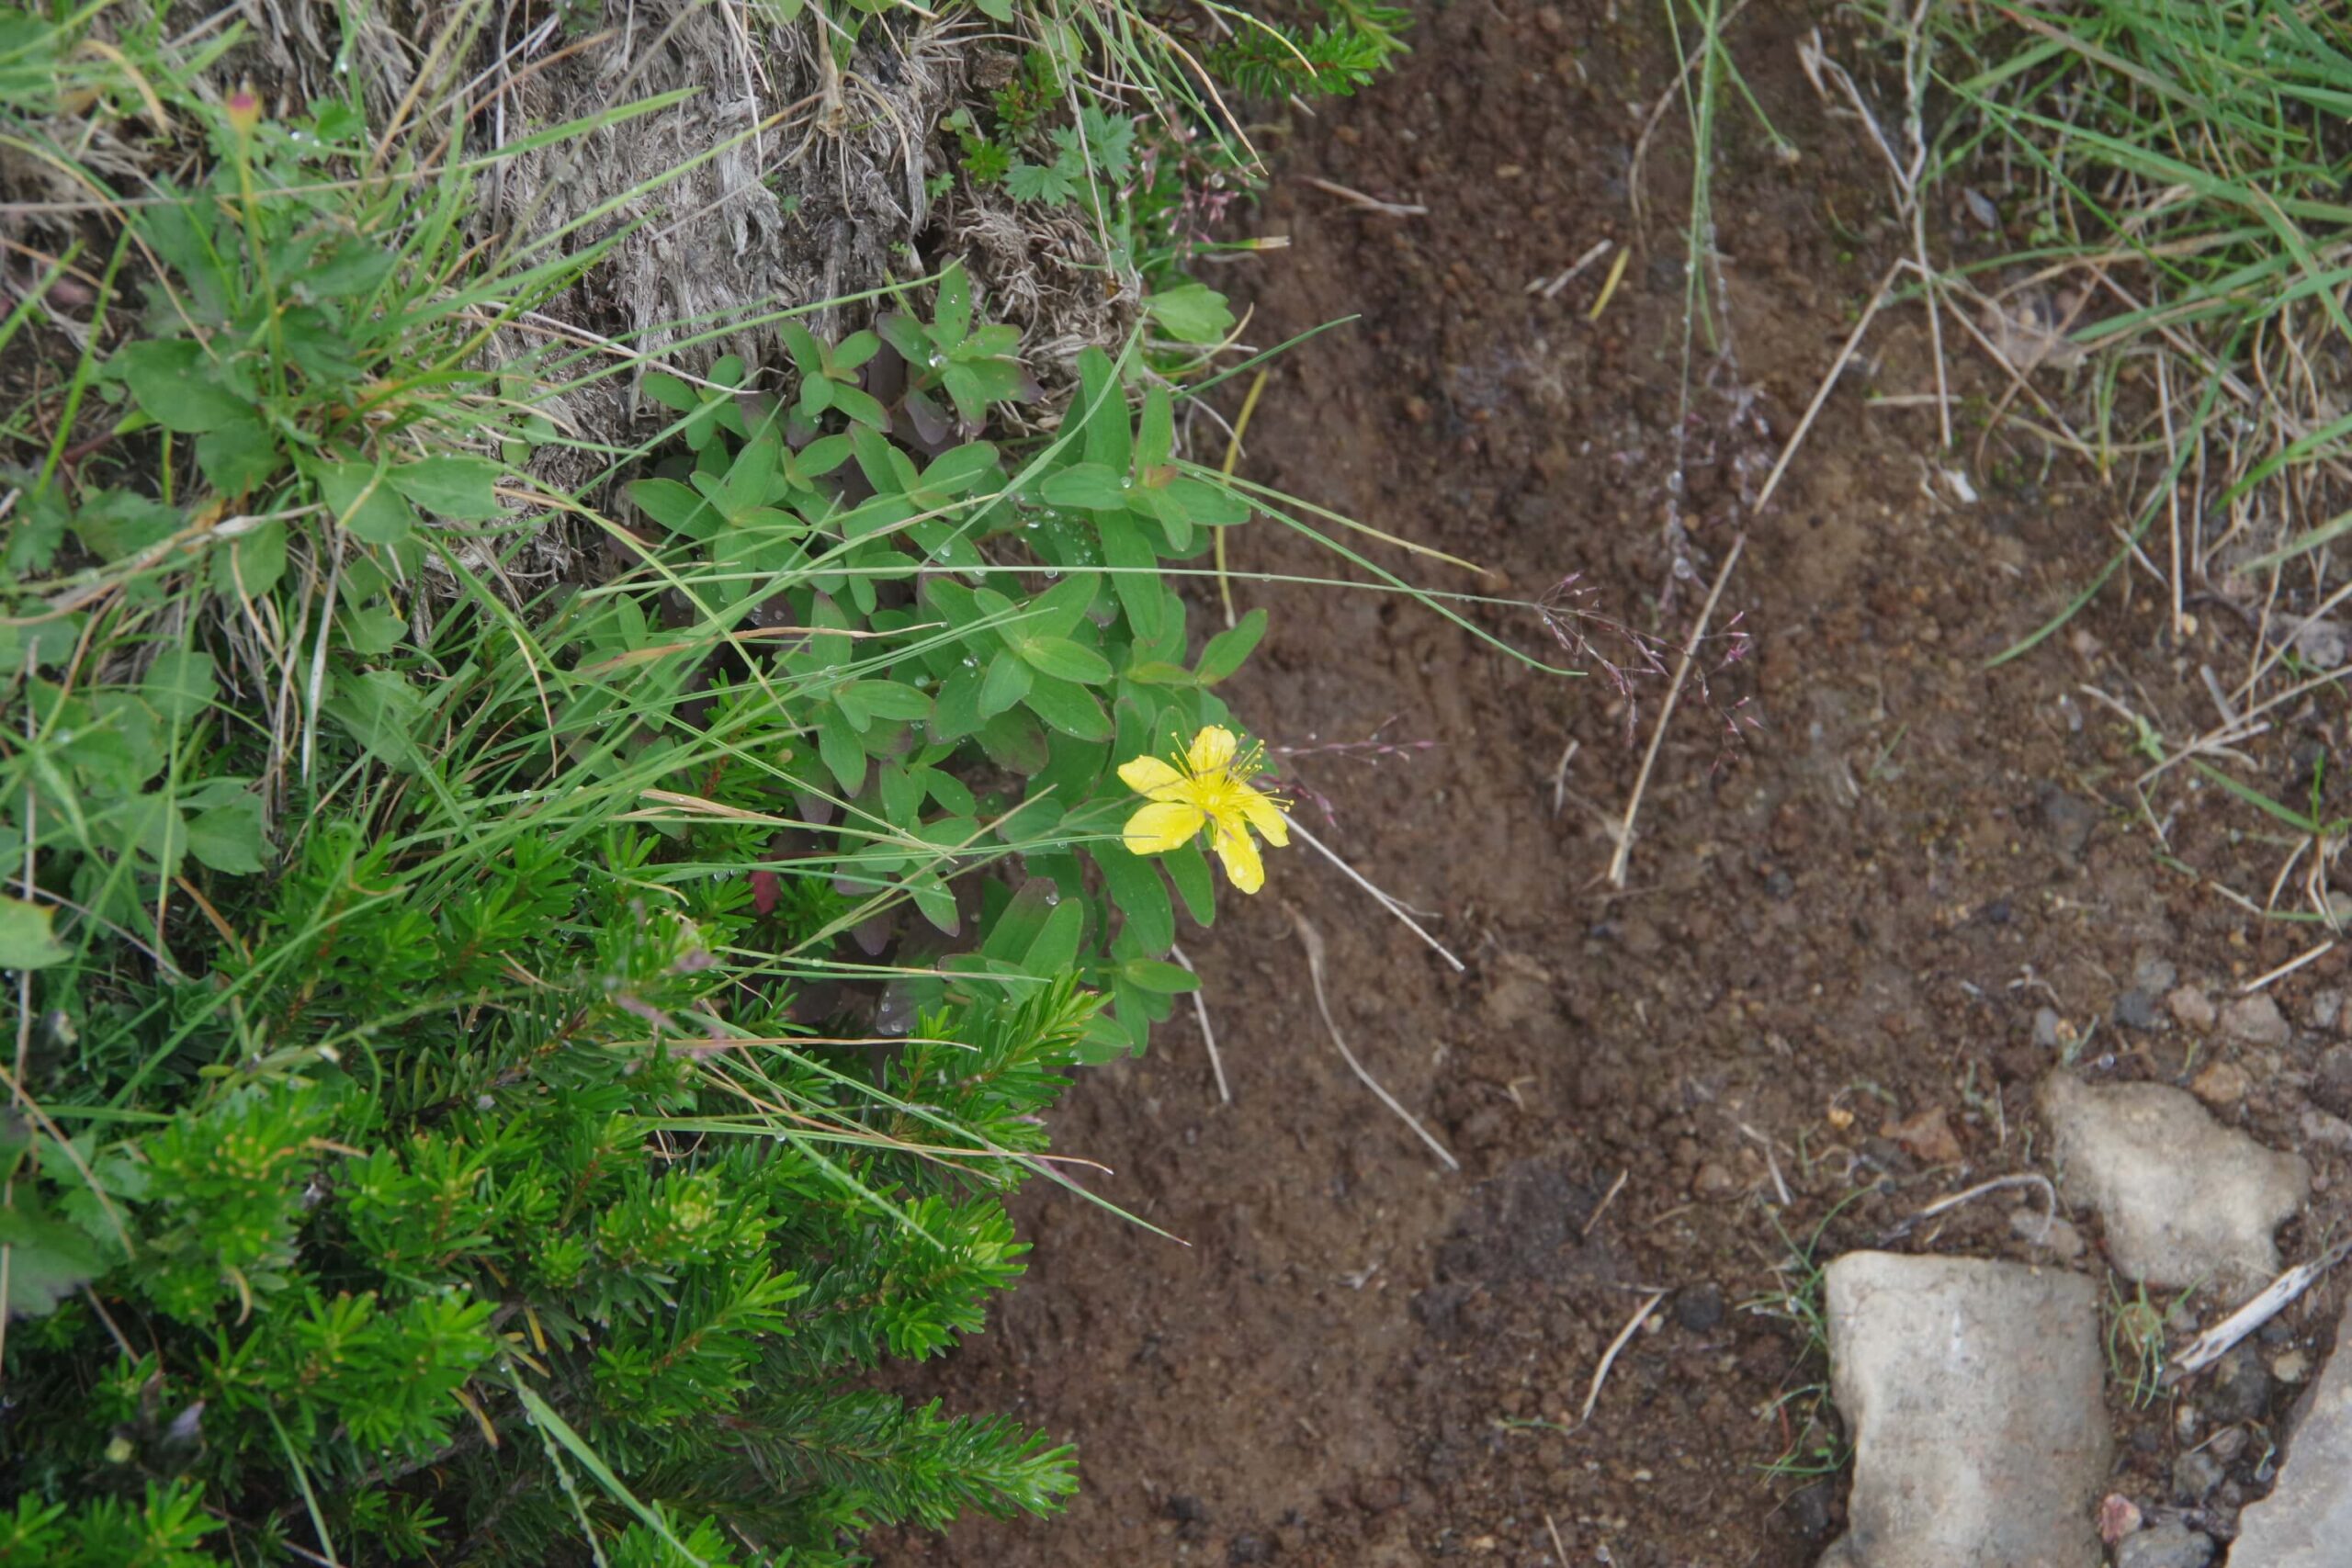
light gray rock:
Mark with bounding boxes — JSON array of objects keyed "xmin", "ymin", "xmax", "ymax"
[
  {"xmin": 2118, "ymin": 1522, "xmax": 2213, "ymax": 1568},
  {"xmin": 2232, "ymin": 1297, "xmax": 2352, "ymax": 1565},
  {"xmin": 2041, "ymin": 1076, "xmax": 2308, "ymax": 1289},
  {"xmin": 2222, "ymin": 992, "xmax": 2290, "ymax": 1047},
  {"xmin": 1818, "ymin": 1252, "xmax": 2109, "ymax": 1568}
]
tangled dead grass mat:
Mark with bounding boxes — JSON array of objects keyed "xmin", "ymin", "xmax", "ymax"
[{"xmin": 878, "ymin": 1, "xmax": 2352, "ymax": 1563}]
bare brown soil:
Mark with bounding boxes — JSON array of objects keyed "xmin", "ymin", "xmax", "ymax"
[{"xmin": 879, "ymin": 2, "xmax": 2352, "ymax": 1563}]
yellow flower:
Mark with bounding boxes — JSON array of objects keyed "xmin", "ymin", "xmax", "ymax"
[{"xmin": 1118, "ymin": 725, "xmax": 1290, "ymax": 894}]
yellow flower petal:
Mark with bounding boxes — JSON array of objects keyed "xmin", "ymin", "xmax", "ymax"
[
  {"xmin": 1210, "ymin": 819, "xmax": 1265, "ymax": 894},
  {"xmin": 1235, "ymin": 785, "xmax": 1290, "ymax": 846},
  {"xmin": 1117, "ymin": 755, "xmax": 1188, "ymax": 800},
  {"xmin": 1186, "ymin": 725, "xmax": 1238, "ymax": 776},
  {"xmin": 1125, "ymin": 799, "xmax": 1205, "ymax": 855}
]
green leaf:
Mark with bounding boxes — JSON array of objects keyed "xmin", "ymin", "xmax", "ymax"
[
  {"xmin": 211, "ymin": 519, "xmax": 288, "ymax": 597},
  {"xmin": 0, "ymin": 1202, "xmax": 102, "ymax": 1317},
  {"xmin": 1135, "ymin": 386, "xmax": 1175, "ymax": 473},
  {"xmin": 187, "ymin": 795, "xmax": 266, "ymax": 874},
  {"xmin": 1040, "ymin": 464, "xmax": 1131, "ymax": 511},
  {"xmin": 389, "ymin": 456, "xmax": 503, "ymax": 520},
  {"xmin": 936, "ymin": 261, "xmax": 973, "ymax": 345},
  {"xmin": 981, "ymin": 879, "xmax": 1058, "ymax": 961},
  {"xmin": 1196, "ymin": 608, "xmax": 1268, "ymax": 684},
  {"xmin": 1005, "ymin": 158, "xmax": 1079, "ymax": 205},
  {"xmin": 1020, "ymin": 897, "xmax": 1085, "ymax": 977},
  {"xmin": 1121, "ymin": 956, "xmax": 1199, "ymax": 994},
  {"xmin": 833, "ymin": 384, "xmax": 892, "ymax": 431},
  {"xmin": 920, "ymin": 442, "xmax": 1001, "ymax": 497},
  {"xmin": 878, "ymin": 762, "xmax": 925, "ymax": 826},
  {"xmin": 0, "ymin": 897, "xmax": 70, "ymax": 969},
  {"xmin": 1093, "ymin": 844, "xmax": 1174, "ymax": 953},
  {"xmin": 1076, "ymin": 347, "xmax": 1133, "ymax": 473},
  {"xmin": 627, "ymin": 477, "xmax": 722, "ymax": 540},
  {"xmin": 977, "ymin": 706, "xmax": 1052, "ymax": 773},
  {"xmin": 843, "ymin": 679, "xmax": 932, "ymax": 721},
  {"xmin": 313, "ymin": 459, "xmax": 418, "ymax": 545},
  {"xmin": 141, "ymin": 649, "xmax": 217, "ymax": 722},
  {"xmin": 1147, "ymin": 283, "xmax": 1237, "ymax": 344},
  {"xmin": 978, "ymin": 650, "xmax": 1034, "ymax": 718},
  {"xmin": 196, "ymin": 412, "xmax": 281, "ymax": 495},
  {"xmin": 323, "ymin": 670, "xmax": 429, "ymax": 773},
  {"xmin": 1018, "ymin": 636, "xmax": 1112, "ymax": 685},
  {"xmin": 1012, "ymin": 578, "xmax": 1090, "ymax": 644},
  {"xmin": 115, "ymin": 340, "xmax": 249, "ymax": 433},
  {"xmin": 816, "ymin": 703, "xmax": 867, "ymax": 793},
  {"xmin": 1163, "ymin": 840, "xmax": 1216, "ymax": 926},
  {"xmin": 1097, "ymin": 513, "xmax": 1161, "ymax": 643},
  {"xmin": 1022, "ymin": 674, "xmax": 1110, "ymax": 739}
]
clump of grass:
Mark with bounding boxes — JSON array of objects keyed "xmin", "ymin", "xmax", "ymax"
[{"xmin": 1914, "ymin": 2, "xmax": 2352, "ymax": 652}]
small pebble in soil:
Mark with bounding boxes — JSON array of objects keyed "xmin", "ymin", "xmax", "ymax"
[
  {"xmin": 2222, "ymin": 992, "xmax": 2291, "ymax": 1046},
  {"xmin": 2034, "ymin": 1008, "xmax": 2065, "ymax": 1049},
  {"xmin": 2205, "ymin": 1344, "xmax": 2274, "ymax": 1425},
  {"xmin": 2117, "ymin": 1521, "xmax": 2217, "ymax": 1568},
  {"xmin": 2311, "ymin": 989, "xmax": 2346, "ymax": 1032},
  {"xmin": 2040, "ymin": 786, "xmax": 2100, "ymax": 862},
  {"xmin": 1673, "ymin": 1282, "xmax": 1724, "ymax": 1333},
  {"xmin": 2169, "ymin": 987, "xmax": 2219, "ymax": 1032},
  {"xmin": 2297, "ymin": 618, "xmax": 2349, "ymax": 669},
  {"xmin": 2010, "ymin": 1207, "xmax": 2086, "ymax": 1260},
  {"xmin": 2211, "ymin": 1425, "xmax": 2249, "ymax": 1461},
  {"xmin": 2174, "ymin": 1448, "xmax": 2225, "ymax": 1501},
  {"xmin": 2315, "ymin": 1044, "xmax": 2352, "ymax": 1119},
  {"xmin": 2116, "ymin": 988, "xmax": 2164, "ymax": 1032},
  {"xmin": 2301, "ymin": 1107, "xmax": 2352, "ymax": 1152},
  {"xmin": 2190, "ymin": 1061, "xmax": 2250, "ymax": 1107},
  {"xmin": 2136, "ymin": 955, "xmax": 2180, "ymax": 994},
  {"xmin": 1785, "ymin": 1481, "xmax": 1835, "ymax": 1541},
  {"xmin": 2274, "ymin": 1348, "xmax": 2312, "ymax": 1383},
  {"xmin": 1690, "ymin": 1161, "xmax": 1737, "ymax": 1199},
  {"xmin": 1227, "ymin": 1534, "xmax": 1272, "ymax": 1565}
]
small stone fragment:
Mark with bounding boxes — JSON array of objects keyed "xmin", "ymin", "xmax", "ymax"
[
  {"xmin": 2034, "ymin": 1007, "xmax": 2065, "ymax": 1049},
  {"xmin": 2040, "ymin": 787, "xmax": 2101, "ymax": 862},
  {"xmin": 2041, "ymin": 1076, "xmax": 2309, "ymax": 1289},
  {"xmin": 2189, "ymin": 1060, "xmax": 2249, "ymax": 1107},
  {"xmin": 2300, "ymin": 1107, "xmax": 2352, "ymax": 1152},
  {"xmin": 1672, "ymin": 1282, "xmax": 1724, "ymax": 1333},
  {"xmin": 2205, "ymin": 1344, "xmax": 2274, "ymax": 1426},
  {"xmin": 2222, "ymin": 992, "xmax": 2291, "ymax": 1047},
  {"xmin": 1690, "ymin": 1161, "xmax": 1737, "ymax": 1199},
  {"xmin": 2136, "ymin": 954, "xmax": 2180, "ymax": 994},
  {"xmin": 2008, "ymin": 1207, "xmax": 2086, "ymax": 1261},
  {"xmin": 2311, "ymin": 989, "xmax": 2346, "ymax": 1032},
  {"xmin": 1820, "ymin": 1253, "xmax": 2109, "ymax": 1568},
  {"xmin": 2275, "ymin": 1348, "xmax": 2312, "ymax": 1384},
  {"xmin": 2314, "ymin": 1044, "xmax": 2352, "ymax": 1119},
  {"xmin": 2116, "ymin": 1522, "xmax": 2215, "ymax": 1568},
  {"xmin": 2296, "ymin": 618, "xmax": 2348, "ymax": 669},
  {"xmin": 2097, "ymin": 1493, "xmax": 2144, "ymax": 1545},
  {"xmin": 2173, "ymin": 1448, "xmax": 2224, "ymax": 1501},
  {"xmin": 2117, "ymin": 988, "xmax": 2164, "ymax": 1032},
  {"xmin": 1883, "ymin": 1106, "xmax": 1962, "ymax": 1164},
  {"xmin": 2169, "ymin": 987, "xmax": 2219, "ymax": 1032}
]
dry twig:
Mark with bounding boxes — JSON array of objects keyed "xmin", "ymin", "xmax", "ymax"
[{"xmin": 1289, "ymin": 908, "xmax": 1458, "ymax": 1171}]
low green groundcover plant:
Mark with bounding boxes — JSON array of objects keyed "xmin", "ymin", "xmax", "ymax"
[{"xmin": 0, "ymin": 10, "xmax": 1306, "ymax": 1560}]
